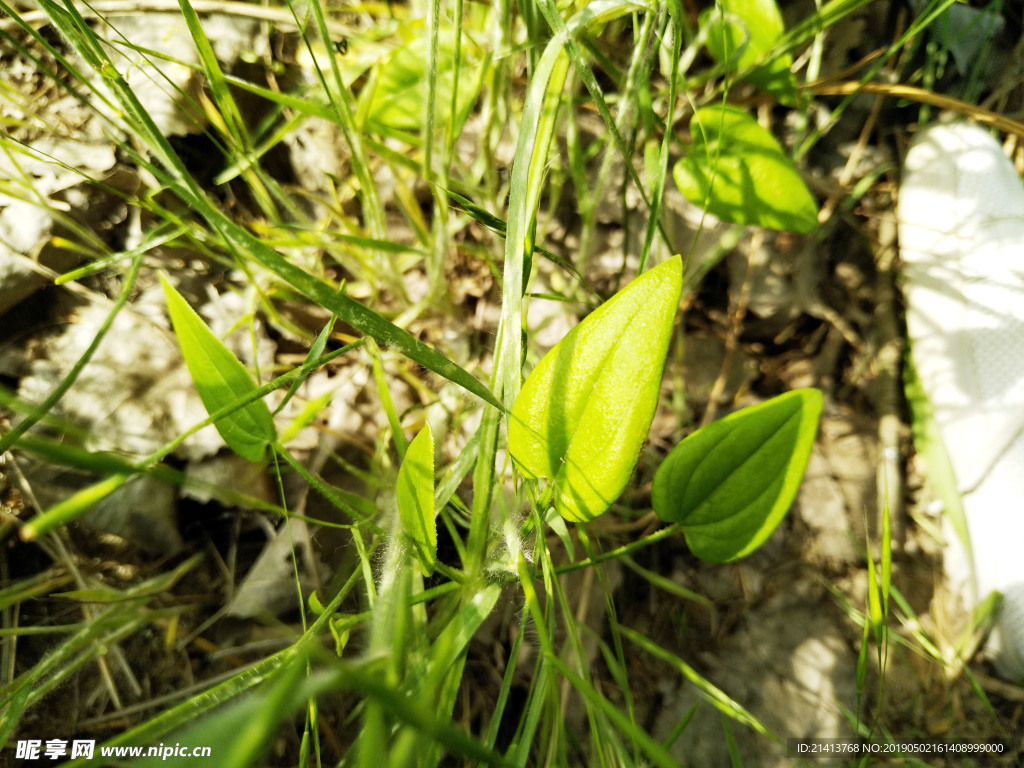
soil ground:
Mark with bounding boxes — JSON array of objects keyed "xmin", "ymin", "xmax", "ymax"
[{"xmin": 2, "ymin": 1, "xmax": 1024, "ymax": 766}]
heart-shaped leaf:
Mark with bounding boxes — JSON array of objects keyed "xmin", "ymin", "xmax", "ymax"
[
  {"xmin": 674, "ymin": 105, "xmax": 818, "ymax": 233},
  {"xmin": 652, "ymin": 389, "xmax": 822, "ymax": 562},
  {"xmin": 702, "ymin": 0, "xmax": 797, "ymax": 105},
  {"xmin": 396, "ymin": 424, "xmax": 436, "ymax": 574},
  {"xmin": 161, "ymin": 274, "xmax": 276, "ymax": 462},
  {"xmin": 509, "ymin": 256, "xmax": 683, "ymax": 522}
]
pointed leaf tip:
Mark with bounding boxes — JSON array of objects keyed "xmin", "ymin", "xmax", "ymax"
[
  {"xmin": 397, "ymin": 424, "xmax": 436, "ymax": 573},
  {"xmin": 674, "ymin": 105, "xmax": 818, "ymax": 233},
  {"xmin": 161, "ymin": 273, "xmax": 275, "ymax": 462},
  {"xmin": 509, "ymin": 256, "xmax": 683, "ymax": 522},
  {"xmin": 652, "ymin": 388, "xmax": 822, "ymax": 562}
]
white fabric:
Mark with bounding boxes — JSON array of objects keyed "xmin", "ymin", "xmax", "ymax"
[{"xmin": 898, "ymin": 122, "xmax": 1024, "ymax": 681}]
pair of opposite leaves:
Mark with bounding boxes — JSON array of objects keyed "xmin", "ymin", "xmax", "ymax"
[
  {"xmin": 396, "ymin": 258, "xmax": 818, "ymax": 572},
  {"xmin": 507, "ymin": 255, "xmax": 822, "ymax": 563},
  {"xmin": 165, "ymin": 258, "xmax": 819, "ymax": 566}
]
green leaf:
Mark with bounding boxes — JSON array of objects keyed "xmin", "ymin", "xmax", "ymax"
[
  {"xmin": 20, "ymin": 473, "xmax": 132, "ymax": 542},
  {"xmin": 32, "ymin": 0, "xmax": 502, "ymax": 414},
  {"xmin": 903, "ymin": 352, "xmax": 972, "ymax": 572},
  {"xmin": 652, "ymin": 389, "xmax": 822, "ymax": 562},
  {"xmin": 0, "ymin": 683, "xmax": 31, "ymax": 749},
  {"xmin": 674, "ymin": 105, "xmax": 818, "ymax": 233},
  {"xmin": 363, "ymin": 34, "xmax": 477, "ymax": 135},
  {"xmin": 426, "ymin": 583, "xmax": 501, "ymax": 673},
  {"xmin": 703, "ymin": 0, "xmax": 798, "ymax": 105},
  {"xmin": 396, "ymin": 424, "xmax": 436, "ymax": 574},
  {"xmin": 509, "ymin": 256, "xmax": 683, "ymax": 522},
  {"xmin": 276, "ymin": 314, "xmax": 337, "ymax": 416},
  {"xmin": 161, "ymin": 274, "xmax": 276, "ymax": 462}
]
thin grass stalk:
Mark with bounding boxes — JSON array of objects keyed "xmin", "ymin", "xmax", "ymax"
[
  {"xmin": 424, "ymin": 0, "xmax": 449, "ymax": 304},
  {"xmin": 794, "ymin": 0, "xmax": 961, "ymax": 159},
  {"xmin": 19, "ymin": 339, "xmax": 370, "ymax": 542},
  {"xmin": 291, "ymin": 0, "xmax": 399, "ymax": 297},
  {"xmin": 577, "ymin": 8, "xmax": 660, "ymax": 275},
  {"xmin": 640, "ymin": 2, "xmax": 684, "ymax": 272},
  {"xmin": 535, "ymin": 0, "xmax": 663, "ymax": 219},
  {"xmin": 580, "ymin": 529, "xmax": 643, "ymax": 761},
  {"xmin": 466, "ymin": 15, "xmax": 573, "ymax": 577},
  {"xmin": 546, "ymin": 655, "xmax": 680, "ymax": 768},
  {"xmin": 619, "ymin": 624, "xmax": 782, "ymax": 746},
  {"xmin": 481, "ymin": 0, "xmax": 512, "ymax": 209},
  {"xmin": 33, "ymin": 2, "xmax": 503, "ymax": 412},
  {"xmin": 0, "ymin": 253, "xmax": 143, "ymax": 455},
  {"xmin": 483, "ymin": 604, "xmax": 529, "ymax": 750}
]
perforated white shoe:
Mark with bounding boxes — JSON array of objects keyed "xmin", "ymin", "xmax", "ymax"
[{"xmin": 898, "ymin": 121, "xmax": 1024, "ymax": 681}]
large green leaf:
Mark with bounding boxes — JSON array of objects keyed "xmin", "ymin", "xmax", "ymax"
[
  {"xmin": 652, "ymin": 389, "xmax": 822, "ymax": 562},
  {"xmin": 703, "ymin": 0, "xmax": 797, "ymax": 105},
  {"xmin": 509, "ymin": 256, "xmax": 683, "ymax": 522},
  {"xmin": 161, "ymin": 274, "xmax": 276, "ymax": 462},
  {"xmin": 674, "ymin": 104, "xmax": 818, "ymax": 233},
  {"xmin": 396, "ymin": 424, "xmax": 436, "ymax": 574}
]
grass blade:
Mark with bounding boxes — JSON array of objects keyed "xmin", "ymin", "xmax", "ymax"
[{"xmin": 32, "ymin": 0, "xmax": 502, "ymax": 413}]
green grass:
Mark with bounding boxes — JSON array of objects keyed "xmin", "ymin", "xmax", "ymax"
[{"xmin": 0, "ymin": 0, "xmax": 1019, "ymax": 765}]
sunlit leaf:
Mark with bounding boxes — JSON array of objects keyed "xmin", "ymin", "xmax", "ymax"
[
  {"xmin": 396, "ymin": 424, "xmax": 436, "ymax": 574},
  {"xmin": 652, "ymin": 389, "xmax": 822, "ymax": 562},
  {"xmin": 703, "ymin": 0, "xmax": 798, "ymax": 105},
  {"xmin": 509, "ymin": 256, "xmax": 683, "ymax": 522},
  {"xmin": 161, "ymin": 274, "xmax": 276, "ymax": 462},
  {"xmin": 674, "ymin": 105, "xmax": 818, "ymax": 233},
  {"xmin": 363, "ymin": 35, "xmax": 477, "ymax": 134}
]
